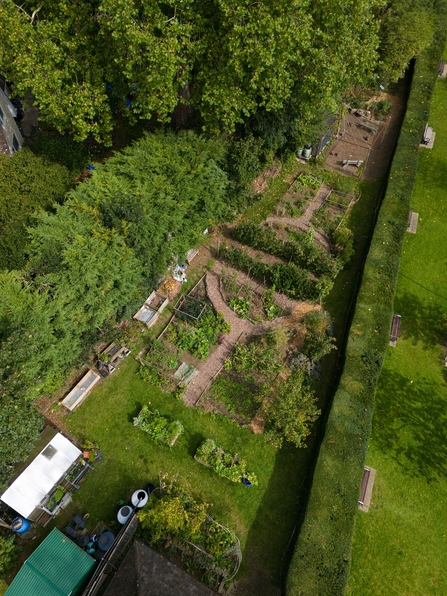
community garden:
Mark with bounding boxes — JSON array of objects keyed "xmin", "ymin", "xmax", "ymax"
[{"xmin": 47, "ymin": 151, "xmax": 388, "ymax": 595}]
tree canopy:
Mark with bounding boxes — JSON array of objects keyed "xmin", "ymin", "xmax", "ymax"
[{"xmin": 0, "ymin": 0, "xmax": 392, "ymax": 143}]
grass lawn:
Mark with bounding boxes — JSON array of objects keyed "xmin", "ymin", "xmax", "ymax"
[
  {"xmin": 64, "ymin": 357, "xmax": 312, "ymax": 594},
  {"xmin": 347, "ymin": 69, "xmax": 447, "ymax": 594}
]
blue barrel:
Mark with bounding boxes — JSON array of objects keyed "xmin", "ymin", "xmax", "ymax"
[{"xmin": 12, "ymin": 517, "xmax": 31, "ymax": 533}]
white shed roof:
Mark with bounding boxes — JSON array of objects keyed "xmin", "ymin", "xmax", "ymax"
[{"xmin": 1, "ymin": 433, "xmax": 81, "ymax": 519}]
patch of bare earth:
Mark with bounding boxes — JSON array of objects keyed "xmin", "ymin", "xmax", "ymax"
[{"xmin": 252, "ymin": 160, "xmax": 282, "ymax": 194}]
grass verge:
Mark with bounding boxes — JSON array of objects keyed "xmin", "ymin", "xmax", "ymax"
[{"xmin": 347, "ymin": 47, "xmax": 447, "ymax": 595}]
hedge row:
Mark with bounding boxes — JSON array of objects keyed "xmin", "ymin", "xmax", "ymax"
[
  {"xmin": 223, "ymin": 245, "xmax": 332, "ymax": 302},
  {"xmin": 232, "ymin": 221, "xmax": 342, "ymax": 278},
  {"xmin": 285, "ymin": 23, "xmax": 447, "ymax": 596}
]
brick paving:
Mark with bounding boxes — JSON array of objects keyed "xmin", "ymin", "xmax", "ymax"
[{"xmin": 182, "ymin": 262, "xmax": 298, "ymax": 406}]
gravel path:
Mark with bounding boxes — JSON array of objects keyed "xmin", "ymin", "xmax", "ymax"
[
  {"xmin": 182, "ymin": 263, "xmax": 298, "ymax": 406},
  {"xmin": 267, "ymin": 183, "xmax": 332, "ymax": 251}
]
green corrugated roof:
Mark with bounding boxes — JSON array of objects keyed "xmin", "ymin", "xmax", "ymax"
[{"xmin": 5, "ymin": 528, "xmax": 96, "ymax": 596}]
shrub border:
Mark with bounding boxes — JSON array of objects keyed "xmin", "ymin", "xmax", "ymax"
[{"xmin": 286, "ymin": 21, "xmax": 447, "ymax": 596}]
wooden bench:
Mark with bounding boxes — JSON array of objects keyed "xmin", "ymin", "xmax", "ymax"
[
  {"xmin": 421, "ymin": 124, "xmax": 433, "ymax": 145},
  {"xmin": 439, "ymin": 58, "xmax": 446, "ymax": 77},
  {"xmin": 358, "ymin": 466, "xmax": 376, "ymax": 512},
  {"xmin": 389, "ymin": 314, "xmax": 401, "ymax": 346},
  {"xmin": 342, "ymin": 159, "xmax": 363, "ymax": 168}
]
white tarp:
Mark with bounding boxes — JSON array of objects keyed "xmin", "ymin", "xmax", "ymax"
[{"xmin": 1, "ymin": 433, "xmax": 81, "ymax": 519}]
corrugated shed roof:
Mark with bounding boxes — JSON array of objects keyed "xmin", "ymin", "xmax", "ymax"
[{"xmin": 5, "ymin": 529, "xmax": 96, "ymax": 596}]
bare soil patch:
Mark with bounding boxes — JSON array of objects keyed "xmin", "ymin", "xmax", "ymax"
[{"xmin": 252, "ymin": 159, "xmax": 282, "ymax": 194}]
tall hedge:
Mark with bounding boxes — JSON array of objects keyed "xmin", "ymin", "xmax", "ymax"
[{"xmin": 286, "ymin": 17, "xmax": 447, "ymax": 596}]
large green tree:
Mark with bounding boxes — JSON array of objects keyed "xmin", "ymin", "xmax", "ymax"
[
  {"xmin": 0, "ymin": 0, "xmax": 384, "ymax": 142},
  {"xmin": 0, "ymin": 149, "xmax": 71, "ymax": 270}
]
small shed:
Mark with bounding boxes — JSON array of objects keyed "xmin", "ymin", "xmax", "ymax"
[
  {"xmin": 1, "ymin": 432, "xmax": 82, "ymax": 521},
  {"xmin": 5, "ymin": 528, "xmax": 96, "ymax": 596},
  {"xmin": 103, "ymin": 540, "xmax": 215, "ymax": 596},
  {"xmin": 62, "ymin": 369, "xmax": 102, "ymax": 411}
]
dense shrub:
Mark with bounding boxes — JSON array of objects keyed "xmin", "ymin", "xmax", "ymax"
[
  {"xmin": 233, "ymin": 221, "xmax": 341, "ymax": 278},
  {"xmin": 0, "ymin": 148, "xmax": 71, "ymax": 270},
  {"xmin": 286, "ymin": 21, "xmax": 447, "ymax": 596},
  {"xmin": 0, "ymin": 533, "xmax": 19, "ymax": 576}
]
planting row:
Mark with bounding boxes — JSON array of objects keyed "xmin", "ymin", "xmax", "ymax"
[
  {"xmin": 223, "ymin": 246, "xmax": 333, "ymax": 302},
  {"xmin": 232, "ymin": 221, "xmax": 342, "ymax": 278}
]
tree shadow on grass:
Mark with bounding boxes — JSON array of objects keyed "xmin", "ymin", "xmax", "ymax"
[
  {"xmin": 232, "ymin": 445, "xmax": 313, "ymax": 596},
  {"xmin": 394, "ymin": 291, "xmax": 447, "ymax": 348},
  {"xmin": 373, "ymin": 368, "xmax": 447, "ymax": 482}
]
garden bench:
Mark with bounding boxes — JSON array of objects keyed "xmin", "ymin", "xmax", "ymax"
[
  {"xmin": 342, "ymin": 160, "xmax": 363, "ymax": 168},
  {"xmin": 358, "ymin": 466, "xmax": 376, "ymax": 512},
  {"xmin": 421, "ymin": 124, "xmax": 433, "ymax": 145},
  {"xmin": 439, "ymin": 59, "xmax": 446, "ymax": 77},
  {"xmin": 389, "ymin": 314, "xmax": 401, "ymax": 347},
  {"xmin": 406, "ymin": 209, "xmax": 419, "ymax": 234}
]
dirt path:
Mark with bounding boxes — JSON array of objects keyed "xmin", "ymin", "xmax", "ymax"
[
  {"xmin": 182, "ymin": 263, "xmax": 299, "ymax": 406},
  {"xmin": 266, "ymin": 183, "xmax": 332, "ymax": 250}
]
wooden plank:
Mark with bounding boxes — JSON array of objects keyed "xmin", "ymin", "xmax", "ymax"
[
  {"xmin": 358, "ymin": 467, "xmax": 376, "ymax": 512},
  {"xmin": 389, "ymin": 314, "xmax": 401, "ymax": 346}
]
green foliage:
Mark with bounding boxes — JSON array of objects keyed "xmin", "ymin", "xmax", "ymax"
[
  {"xmin": 228, "ymin": 297, "xmax": 251, "ymax": 319},
  {"xmin": 233, "ymin": 222, "xmax": 342, "ymax": 279},
  {"xmin": 331, "ymin": 225, "xmax": 355, "ymax": 266},
  {"xmin": 225, "ymin": 134, "xmax": 266, "ymax": 188},
  {"xmin": 137, "ymin": 476, "xmax": 237, "ymax": 571},
  {"xmin": 375, "ymin": 99, "xmax": 392, "ymax": 116},
  {"xmin": 0, "ymin": 149, "xmax": 71, "ymax": 270},
  {"xmin": 133, "ymin": 405, "xmax": 183, "ymax": 446},
  {"xmin": 30, "ymin": 132, "xmax": 90, "ymax": 174},
  {"xmin": 209, "ymin": 374, "xmax": 263, "ymax": 420},
  {"xmin": 262, "ymin": 288, "xmax": 282, "ymax": 320},
  {"xmin": 1, "ymin": 0, "xmax": 382, "ymax": 142},
  {"xmin": 378, "ymin": 0, "xmax": 436, "ymax": 83},
  {"xmin": 286, "ymin": 21, "xmax": 447, "ymax": 595},
  {"xmin": 302, "ymin": 311, "xmax": 336, "ymax": 361},
  {"xmin": 0, "ymin": 534, "xmax": 19, "ymax": 577},
  {"xmin": 296, "ymin": 173, "xmax": 321, "ymax": 190},
  {"xmin": 195, "ymin": 439, "xmax": 258, "ymax": 485},
  {"xmin": 264, "ymin": 369, "xmax": 320, "ymax": 449},
  {"xmin": 223, "ymin": 246, "xmax": 331, "ymax": 302},
  {"xmin": 169, "ymin": 310, "xmax": 230, "ymax": 359}
]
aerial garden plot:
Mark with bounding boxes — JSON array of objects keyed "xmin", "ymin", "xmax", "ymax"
[
  {"xmin": 137, "ymin": 171, "xmax": 354, "ymax": 439},
  {"xmin": 60, "ymin": 166, "xmax": 364, "ymax": 595}
]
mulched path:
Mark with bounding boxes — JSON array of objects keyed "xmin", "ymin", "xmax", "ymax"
[{"xmin": 182, "ymin": 261, "xmax": 299, "ymax": 406}]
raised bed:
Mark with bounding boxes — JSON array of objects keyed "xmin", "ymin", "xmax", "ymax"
[
  {"xmin": 133, "ymin": 406, "xmax": 183, "ymax": 447},
  {"xmin": 195, "ymin": 439, "xmax": 257, "ymax": 485}
]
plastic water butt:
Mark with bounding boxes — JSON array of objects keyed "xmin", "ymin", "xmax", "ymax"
[
  {"xmin": 11, "ymin": 517, "xmax": 31, "ymax": 534},
  {"xmin": 303, "ymin": 145, "xmax": 312, "ymax": 160}
]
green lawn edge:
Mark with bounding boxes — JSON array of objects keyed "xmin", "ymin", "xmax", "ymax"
[
  {"xmin": 347, "ymin": 37, "xmax": 447, "ymax": 596},
  {"xmin": 285, "ymin": 15, "xmax": 447, "ymax": 596}
]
